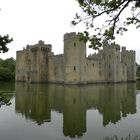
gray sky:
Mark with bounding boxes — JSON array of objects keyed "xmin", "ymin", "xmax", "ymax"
[{"xmin": 1, "ymin": 0, "xmax": 140, "ymax": 63}]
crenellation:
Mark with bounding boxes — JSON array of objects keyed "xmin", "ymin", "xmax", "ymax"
[
  {"xmin": 122, "ymin": 47, "xmax": 126, "ymax": 51},
  {"xmin": 64, "ymin": 32, "xmax": 79, "ymax": 40},
  {"xmin": 116, "ymin": 46, "xmax": 120, "ymax": 51},
  {"xmin": 55, "ymin": 54, "xmax": 63, "ymax": 57},
  {"xmin": 16, "ymin": 32, "xmax": 136, "ymax": 84},
  {"xmin": 38, "ymin": 40, "xmax": 44, "ymax": 45},
  {"xmin": 26, "ymin": 45, "xmax": 30, "ymax": 50}
]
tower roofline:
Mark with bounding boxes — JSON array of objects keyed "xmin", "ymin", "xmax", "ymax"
[{"xmin": 64, "ymin": 32, "xmax": 82, "ymax": 40}]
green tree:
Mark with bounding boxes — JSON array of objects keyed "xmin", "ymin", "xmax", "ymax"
[
  {"xmin": 0, "ymin": 35, "xmax": 13, "ymax": 53},
  {"xmin": 0, "ymin": 58, "xmax": 16, "ymax": 81},
  {"xmin": 72, "ymin": 0, "xmax": 140, "ymax": 49},
  {"xmin": 0, "ymin": 8, "xmax": 13, "ymax": 53}
]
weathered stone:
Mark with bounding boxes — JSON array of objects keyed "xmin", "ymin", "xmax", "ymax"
[{"xmin": 16, "ymin": 32, "xmax": 136, "ymax": 84}]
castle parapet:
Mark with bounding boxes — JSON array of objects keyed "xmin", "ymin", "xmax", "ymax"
[
  {"xmin": 64, "ymin": 32, "xmax": 80, "ymax": 40},
  {"xmin": 122, "ymin": 48, "xmax": 135, "ymax": 55},
  {"xmin": 130, "ymin": 50, "xmax": 135, "ymax": 53},
  {"xmin": 116, "ymin": 45, "xmax": 120, "ymax": 51},
  {"xmin": 38, "ymin": 40, "xmax": 44, "ymax": 45},
  {"xmin": 122, "ymin": 47, "xmax": 126, "ymax": 51}
]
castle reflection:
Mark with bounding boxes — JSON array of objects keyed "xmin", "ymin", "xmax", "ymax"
[{"xmin": 15, "ymin": 83, "xmax": 136, "ymax": 138}]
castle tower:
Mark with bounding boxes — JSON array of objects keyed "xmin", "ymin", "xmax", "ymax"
[
  {"xmin": 103, "ymin": 42, "xmax": 121, "ymax": 82},
  {"xmin": 29, "ymin": 41, "xmax": 51, "ymax": 82},
  {"xmin": 121, "ymin": 47, "xmax": 136, "ymax": 82},
  {"xmin": 63, "ymin": 32, "xmax": 86, "ymax": 84}
]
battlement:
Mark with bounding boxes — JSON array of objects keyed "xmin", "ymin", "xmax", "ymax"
[
  {"xmin": 129, "ymin": 50, "xmax": 135, "ymax": 55},
  {"xmin": 122, "ymin": 47, "xmax": 126, "ymax": 51},
  {"xmin": 122, "ymin": 48, "xmax": 135, "ymax": 55},
  {"xmin": 38, "ymin": 40, "xmax": 44, "ymax": 45},
  {"xmin": 103, "ymin": 42, "xmax": 120, "ymax": 51},
  {"xmin": 109, "ymin": 43, "xmax": 120, "ymax": 50},
  {"xmin": 64, "ymin": 32, "xmax": 81, "ymax": 40},
  {"xmin": 55, "ymin": 54, "xmax": 63, "ymax": 57},
  {"xmin": 23, "ymin": 41, "xmax": 52, "ymax": 52},
  {"xmin": 16, "ymin": 50, "xmax": 23, "ymax": 54},
  {"xmin": 88, "ymin": 53, "xmax": 99, "ymax": 60},
  {"xmin": 115, "ymin": 45, "xmax": 120, "ymax": 51},
  {"xmin": 121, "ymin": 47, "xmax": 135, "ymax": 55}
]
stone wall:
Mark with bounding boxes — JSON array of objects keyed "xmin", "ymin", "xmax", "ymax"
[
  {"xmin": 16, "ymin": 32, "xmax": 136, "ymax": 84},
  {"xmin": 63, "ymin": 32, "xmax": 86, "ymax": 84},
  {"xmin": 48, "ymin": 54, "xmax": 64, "ymax": 83}
]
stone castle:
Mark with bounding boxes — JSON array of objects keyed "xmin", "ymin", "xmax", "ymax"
[{"xmin": 16, "ymin": 32, "xmax": 136, "ymax": 84}]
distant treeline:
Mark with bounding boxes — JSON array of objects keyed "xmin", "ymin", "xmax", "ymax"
[{"xmin": 0, "ymin": 58, "xmax": 16, "ymax": 81}]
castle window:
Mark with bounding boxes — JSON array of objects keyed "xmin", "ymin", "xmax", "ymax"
[
  {"xmin": 93, "ymin": 64, "xmax": 94, "ymax": 67},
  {"xmin": 74, "ymin": 42, "xmax": 76, "ymax": 47},
  {"xmin": 74, "ymin": 66, "xmax": 76, "ymax": 71}
]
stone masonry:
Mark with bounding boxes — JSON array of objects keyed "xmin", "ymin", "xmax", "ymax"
[{"xmin": 16, "ymin": 32, "xmax": 136, "ymax": 84}]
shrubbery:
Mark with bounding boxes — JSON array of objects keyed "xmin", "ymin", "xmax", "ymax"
[{"xmin": 0, "ymin": 58, "xmax": 15, "ymax": 81}]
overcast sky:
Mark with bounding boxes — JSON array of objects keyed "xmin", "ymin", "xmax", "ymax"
[{"xmin": 1, "ymin": 0, "xmax": 140, "ymax": 63}]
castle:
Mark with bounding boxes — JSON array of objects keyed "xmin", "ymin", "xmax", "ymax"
[{"xmin": 16, "ymin": 32, "xmax": 136, "ymax": 84}]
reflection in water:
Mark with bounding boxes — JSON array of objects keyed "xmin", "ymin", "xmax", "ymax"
[
  {"xmin": 0, "ymin": 93, "xmax": 13, "ymax": 107},
  {"xmin": 15, "ymin": 83, "xmax": 136, "ymax": 138},
  {"xmin": 0, "ymin": 82, "xmax": 15, "ymax": 107}
]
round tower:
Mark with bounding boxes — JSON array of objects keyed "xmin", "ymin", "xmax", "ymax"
[{"xmin": 63, "ymin": 32, "xmax": 86, "ymax": 84}]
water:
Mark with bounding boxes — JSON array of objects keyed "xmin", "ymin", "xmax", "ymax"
[{"xmin": 0, "ymin": 82, "xmax": 140, "ymax": 140}]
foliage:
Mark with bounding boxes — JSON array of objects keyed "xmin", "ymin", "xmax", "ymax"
[
  {"xmin": 0, "ymin": 58, "xmax": 16, "ymax": 81},
  {"xmin": 0, "ymin": 34, "xmax": 13, "ymax": 53},
  {"xmin": 72, "ymin": 0, "xmax": 140, "ymax": 49}
]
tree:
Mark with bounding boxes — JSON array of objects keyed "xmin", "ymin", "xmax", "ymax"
[
  {"xmin": 72, "ymin": 0, "xmax": 140, "ymax": 49},
  {"xmin": 0, "ymin": 35, "xmax": 13, "ymax": 53},
  {"xmin": 0, "ymin": 58, "xmax": 16, "ymax": 81},
  {"xmin": 0, "ymin": 9, "xmax": 13, "ymax": 53}
]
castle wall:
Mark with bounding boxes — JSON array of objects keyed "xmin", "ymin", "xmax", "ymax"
[
  {"xmin": 103, "ymin": 44, "xmax": 128, "ymax": 83},
  {"xmin": 16, "ymin": 42, "xmax": 51, "ymax": 83},
  {"xmin": 16, "ymin": 50, "xmax": 30, "ymax": 82},
  {"xmin": 84, "ymin": 59, "xmax": 105, "ymax": 83},
  {"xmin": 48, "ymin": 54, "xmax": 64, "ymax": 83},
  {"xmin": 16, "ymin": 32, "xmax": 136, "ymax": 84},
  {"xmin": 121, "ymin": 47, "xmax": 136, "ymax": 81},
  {"xmin": 30, "ymin": 47, "xmax": 48, "ymax": 82}
]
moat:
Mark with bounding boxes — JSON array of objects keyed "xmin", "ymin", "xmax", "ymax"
[{"xmin": 1, "ymin": 82, "xmax": 140, "ymax": 140}]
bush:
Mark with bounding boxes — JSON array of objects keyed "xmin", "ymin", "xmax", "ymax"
[{"xmin": 0, "ymin": 58, "xmax": 15, "ymax": 81}]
